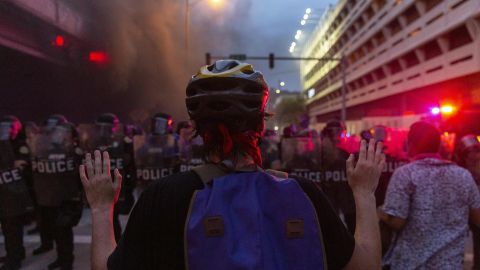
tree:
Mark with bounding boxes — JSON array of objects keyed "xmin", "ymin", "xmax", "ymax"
[{"xmin": 273, "ymin": 95, "xmax": 306, "ymax": 131}]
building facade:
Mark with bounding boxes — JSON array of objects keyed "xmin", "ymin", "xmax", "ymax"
[{"xmin": 301, "ymin": 0, "xmax": 480, "ymax": 134}]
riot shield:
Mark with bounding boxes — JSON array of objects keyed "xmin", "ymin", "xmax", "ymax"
[
  {"xmin": 177, "ymin": 136, "xmax": 205, "ymax": 173},
  {"xmin": 79, "ymin": 123, "xmax": 135, "ymax": 214},
  {"xmin": 133, "ymin": 133, "xmax": 178, "ymax": 182},
  {"xmin": 281, "ymin": 137, "xmax": 322, "ymax": 183},
  {"xmin": 0, "ymin": 140, "xmax": 33, "ymax": 218},
  {"xmin": 319, "ymin": 141, "xmax": 355, "ymax": 233},
  {"xmin": 260, "ymin": 135, "xmax": 281, "ymax": 170},
  {"xmin": 30, "ymin": 127, "xmax": 79, "ymax": 207}
]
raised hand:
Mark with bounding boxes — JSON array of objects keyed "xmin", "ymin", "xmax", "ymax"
[
  {"xmin": 346, "ymin": 139, "xmax": 386, "ymax": 196},
  {"xmin": 79, "ymin": 150, "xmax": 122, "ymax": 212}
]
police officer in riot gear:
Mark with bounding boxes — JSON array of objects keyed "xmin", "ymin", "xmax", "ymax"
[
  {"xmin": 320, "ymin": 121, "xmax": 355, "ymax": 234},
  {"xmin": 134, "ymin": 113, "xmax": 177, "ymax": 190},
  {"xmin": 174, "ymin": 120, "xmax": 204, "ymax": 172},
  {"xmin": 32, "ymin": 115, "xmax": 68, "ymax": 256},
  {"xmin": 31, "ymin": 116, "xmax": 83, "ymax": 270},
  {"xmin": 91, "ymin": 113, "xmax": 135, "ymax": 241},
  {"xmin": 368, "ymin": 125, "xmax": 408, "ymax": 207},
  {"xmin": 362, "ymin": 125, "xmax": 408, "ymax": 255},
  {"xmin": 0, "ymin": 116, "xmax": 32, "ymax": 270}
]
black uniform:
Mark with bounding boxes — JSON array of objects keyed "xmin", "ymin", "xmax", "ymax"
[
  {"xmin": 320, "ymin": 144, "xmax": 355, "ymax": 234},
  {"xmin": 94, "ymin": 135, "xmax": 135, "ymax": 241},
  {"xmin": 281, "ymin": 137, "xmax": 323, "ymax": 184},
  {"xmin": 31, "ymin": 128, "xmax": 83, "ymax": 268},
  {"xmin": 0, "ymin": 138, "xmax": 33, "ymax": 268},
  {"xmin": 175, "ymin": 135, "xmax": 204, "ymax": 173}
]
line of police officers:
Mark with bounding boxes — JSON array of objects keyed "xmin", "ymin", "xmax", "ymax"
[
  {"xmin": 1, "ymin": 114, "xmax": 478, "ymax": 269},
  {"xmin": 0, "ymin": 112, "xmax": 201, "ymax": 270}
]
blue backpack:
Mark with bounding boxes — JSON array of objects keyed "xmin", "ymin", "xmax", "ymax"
[{"xmin": 185, "ymin": 164, "xmax": 327, "ymax": 270}]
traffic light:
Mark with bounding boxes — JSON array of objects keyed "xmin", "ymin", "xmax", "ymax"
[
  {"xmin": 269, "ymin": 53, "xmax": 275, "ymax": 69},
  {"xmin": 206, "ymin": 53, "xmax": 212, "ymax": 65}
]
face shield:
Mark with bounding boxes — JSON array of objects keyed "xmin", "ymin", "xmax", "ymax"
[
  {"xmin": 44, "ymin": 118, "xmax": 61, "ymax": 132},
  {"xmin": 152, "ymin": 118, "xmax": 169, "ymax": 135},
  {"xmin": 96, "ymin": 123, "xmax": 115, "ymax": 138},
  {"xmin": 50, "ymin": 126, "xmax": 71, "ymax": 145},
  {"xmin": 0, "ymin": 122, "xmax": 12, "ymax": 141}
]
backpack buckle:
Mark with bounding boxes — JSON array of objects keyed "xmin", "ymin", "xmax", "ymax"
[
  {"xmin": 286, "ymin": 219, "xmax": 304, "ymax": 239},
  {"xmin": 204, "ymin": 216, "xmax": 224, "ymax": 237}
]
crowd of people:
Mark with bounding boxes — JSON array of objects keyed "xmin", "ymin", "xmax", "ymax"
[{"xmin": 1, "ymin": 60, "xmax": 480, "ymax": 270}]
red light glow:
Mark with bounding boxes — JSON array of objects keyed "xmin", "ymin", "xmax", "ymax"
[
  {"xmin": 89, "ymin": 51, "xmax": 108, "ymax": 64},
  {"xmin": 54, "ymin": 35, "xmax": 65, "ymax": 47}
]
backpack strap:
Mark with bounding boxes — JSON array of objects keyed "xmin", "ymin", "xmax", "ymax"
[
  {"xmin": 191, "ymin": 164, "xmax": 229, "ymax": 185},
  {"xmin": 192, "ymin": 164, "xmax": 289, "ymax": 185},
  {"xmin": 265, "ymin": 169, "xmax": 288, "ymax": 179}
]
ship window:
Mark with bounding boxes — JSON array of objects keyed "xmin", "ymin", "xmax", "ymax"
[
  {"xmin": 403, "ymin": 51, "xmax": 420, "ymax": 68},
  {"xmin": 421, "ymin": 40, "xmax": 442, "ymax": 60},
  {"xmin": 448, "ymin": 25, "xmax": 473, "ymax": 51},
  {"xmin": 403, "ymin": 5, "xmax": 420, "ymax": 26}
]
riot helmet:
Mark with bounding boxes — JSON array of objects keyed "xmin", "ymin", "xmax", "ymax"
[
  {"xmin": 151, "ymin": 113, "xmax": 173, "ymax": 135},
  {"xmin": 95, "ymin": 113, "xmax": 120, "ymax": 138},
  {"xmin": 321, "ymin": 121, "xmax": 346, "ymax": 143},
  {"xmin": 43, "ymin": 114, "xmax": 68, "ymax": 132},
  {"xmin": 371, "ymin": 125, "xmax": 387, "ymax": 142},
  {"xmin": 360, "ymin": 129, "xmax": 373, "ymax": 142},
  {"xmin": 456, "ymin": 134, "xmax": 480, "ymax": 169},
  {"xmin": 50, "ymin": 122, "xmax": 74, "ymax": 146},
  {"xmin": 186, "ymin": 60, "xmax": 270, "ymax": 134},
  {"xmin": 0, "ymin": 115, "xmax": 22, "ymax": 141}
]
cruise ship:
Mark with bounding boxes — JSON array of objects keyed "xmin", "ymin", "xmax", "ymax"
[{"xmin": 301, "ymin": 0, "xmax": 480, "ymax": 135}]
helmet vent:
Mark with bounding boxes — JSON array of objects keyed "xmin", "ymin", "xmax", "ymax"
[
  {"xmin": 209, "ymin": 102, "xmax": 230, "ymax": 111},
  {"xmin": 241, "ymin": 68, "xmax": 254, "ymax": 75},
  {"xmin": 186, "ymin": 87, "xmax": 197, "ymax": 97},
  {"xmin": 187, "ymin": 102, "xmax": 199, "ymax": 111},
  {"xmin": 243, "ymin": 101, "xmax": 262, "ymax": 109},
  {"xmin": 244, "ymin": 84, "xmax": 264, "ymax": 94}
]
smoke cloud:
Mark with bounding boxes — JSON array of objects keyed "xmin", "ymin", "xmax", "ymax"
[{"xmin": 87, "ymin": 0, "xmax": 253, "ymax": 123}]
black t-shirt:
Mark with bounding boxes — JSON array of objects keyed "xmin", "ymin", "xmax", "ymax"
[{"xmin": 108, "ymin": 171, "xmax": 355, "ymax": 270}]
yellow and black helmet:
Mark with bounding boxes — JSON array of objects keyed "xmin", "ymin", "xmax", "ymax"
[{"xmin": 186, "ymin": 60, "xmax": 269, "ymax": 124}]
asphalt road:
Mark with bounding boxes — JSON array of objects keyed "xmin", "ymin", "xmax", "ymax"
[{"xmin": 0, "ymin": 210, "xmax": 476, "ymax": 269}]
